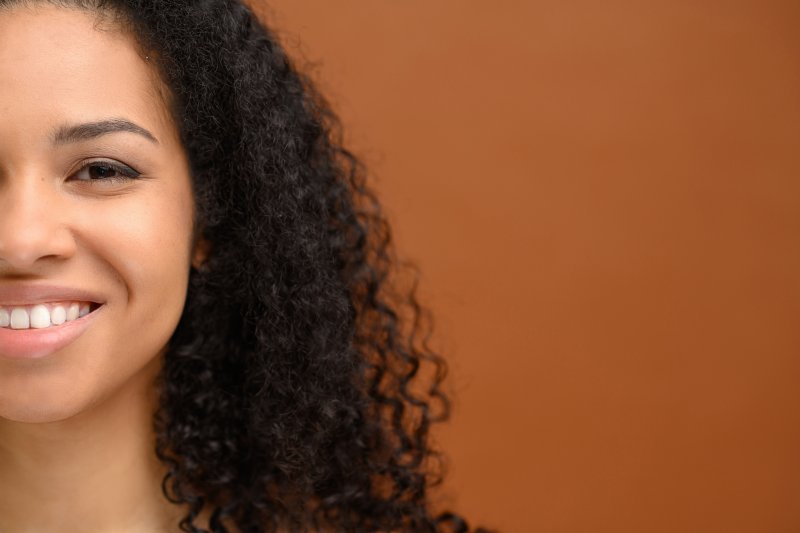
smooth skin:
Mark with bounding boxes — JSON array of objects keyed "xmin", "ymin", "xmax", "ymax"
[{"xmin": 0, "ymin": 5, "xmax": 210, "ymax": 532}]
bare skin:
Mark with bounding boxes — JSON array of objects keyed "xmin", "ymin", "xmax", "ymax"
[{"xmin": 0, "ymin": 5, "xmax": 210, "ymax": 532}]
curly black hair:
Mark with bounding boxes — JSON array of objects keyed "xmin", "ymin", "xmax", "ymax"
[{"xmin": 2, "ymin": 1, "xmax": 491, "ymax": 531}]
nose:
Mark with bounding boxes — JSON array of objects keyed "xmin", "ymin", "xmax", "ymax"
[{"xmin": 0, "ymin": 175, "xmax": 76, "ymax": 271}]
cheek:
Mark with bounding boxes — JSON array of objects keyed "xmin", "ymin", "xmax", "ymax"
[{"xmin": 79, "ymin": 179, "xmax": 195, "ymax": 333}]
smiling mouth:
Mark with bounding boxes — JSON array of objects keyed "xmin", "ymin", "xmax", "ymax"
[
  {"xmin": 0, "ymin": 302, "xmax": 105, "ymax": 360},
  {"xmin": 0, "ymin": 301, "xmax": 103, "ymax": 330}
]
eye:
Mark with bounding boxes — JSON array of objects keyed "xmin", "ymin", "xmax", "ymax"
[{"xmin": 70, "ymin": 160, "xmax": 141, "ymax": 185}]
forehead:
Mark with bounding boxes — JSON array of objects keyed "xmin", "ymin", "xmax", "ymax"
[{"xmin": 0, "ymin": 4, "xmax": 172, "ymax": 144}]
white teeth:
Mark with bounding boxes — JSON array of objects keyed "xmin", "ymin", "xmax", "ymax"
[
  {"xmin": 10, "ymin": 308, "xmax": 29, "ymax": 329},
  {"xmin": 51, "ymin": 305, "xmax": 66, "ymax": 325},
  {"xmin": 30, "ymin": 305, "xmax": 50, "ymax": 329},
  {"xmin": 0, "ymin": 301, "xmax": 97, "ymax": 330}
]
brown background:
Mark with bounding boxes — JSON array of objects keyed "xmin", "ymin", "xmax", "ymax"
[{"xmin": 261, "ymin": 2, "xmax": 800, "ymax": 532}]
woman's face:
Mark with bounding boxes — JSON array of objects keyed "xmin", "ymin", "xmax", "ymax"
[{"xmin": 0, "ymin": 5, "xmax": 198, "ymax": 423}]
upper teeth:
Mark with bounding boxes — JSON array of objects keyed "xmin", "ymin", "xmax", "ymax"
[{"xmin": 0, "ymin": 302, "xmax": 93, "ymax": 330}]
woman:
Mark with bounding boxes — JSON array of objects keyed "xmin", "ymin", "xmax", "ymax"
[{"xmin": 0, "ymin": 1, "xmax": 487, "ymax": 532}]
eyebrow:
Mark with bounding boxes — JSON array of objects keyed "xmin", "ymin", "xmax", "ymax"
[{"xmin": 51, "ymin": 118, "xmax": 159, "ymax": 145}]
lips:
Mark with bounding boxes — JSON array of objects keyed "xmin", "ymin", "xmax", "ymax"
[
  {"xmin": 0, "ymin": 283, "xmax": 105, "ymax": 307},
  {"xmin": 0, "ymin": 283, "xmax": 106, "ymax": 360}
]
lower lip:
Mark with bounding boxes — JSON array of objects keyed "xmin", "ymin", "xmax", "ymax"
[{"xmin": 0, "ymin": 305, "xmax": 104, "ymax": 360}]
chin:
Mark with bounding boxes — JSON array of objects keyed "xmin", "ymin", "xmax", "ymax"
[
  {"xmin": 0, "ymin": 384, "xmax": 94, "ymax": 424},
  {"xmin": 0, "ymin": 406, "xmax": 79, "ymax": 425}
]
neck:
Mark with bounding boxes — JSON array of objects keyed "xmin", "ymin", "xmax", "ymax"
[{"xmin": 0, "ymin": 355, "xmax": 185, "ymax": 533}]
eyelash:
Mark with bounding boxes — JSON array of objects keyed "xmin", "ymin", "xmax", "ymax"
[{"xmin": 70, "ymin": 159, "xmax": 141, "ymax": 185}]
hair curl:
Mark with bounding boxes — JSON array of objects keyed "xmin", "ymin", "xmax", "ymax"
[{"xmin": 1, "ymin": 1, "xmax": 492, "ymax": 531}]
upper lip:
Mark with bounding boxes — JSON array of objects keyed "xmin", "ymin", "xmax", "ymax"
[{"xmin": 0, "ymin": 283, "xmax": 106, "ymax": 307}]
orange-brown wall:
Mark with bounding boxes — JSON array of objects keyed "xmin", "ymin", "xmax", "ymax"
[{"xmin": 262, "ymin": 2, "xmax": 800, "ymax": 532}]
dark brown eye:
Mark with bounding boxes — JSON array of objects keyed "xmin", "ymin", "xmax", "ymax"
[
  {"xmin": 88, "ymin": 164, "xmax": 118, "ymax": 180},
  {"xmin": 71, "ymin": 161, "xmax": 141, "ymax": 184}
]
